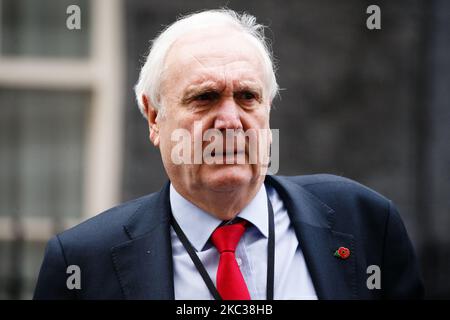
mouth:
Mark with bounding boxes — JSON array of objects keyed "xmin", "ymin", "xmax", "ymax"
[{"xmin": 210, "ymin": 150, "xmax": 245, "ymax": 157}]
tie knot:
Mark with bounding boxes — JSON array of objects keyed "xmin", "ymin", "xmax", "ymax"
[{"xmin": 211, "ymin": 220, "xmax": 247, "ymax": 254}]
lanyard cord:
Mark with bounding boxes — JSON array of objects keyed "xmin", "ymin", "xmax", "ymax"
[{"xmin": 171, "ymin": 194, "xmax": 275, "ymax": 300}]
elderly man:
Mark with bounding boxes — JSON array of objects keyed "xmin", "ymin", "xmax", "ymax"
[{"xmin": 34, "ymin": 9, "xmax": 424, "ymax": 300}]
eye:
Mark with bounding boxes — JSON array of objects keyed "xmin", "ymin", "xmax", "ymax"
[
  {"xmin": 194, "ymin": 91, "xmax": 219, "ymax": 102},
  {"xmin": 235, "ymin": 91, "xmax": 257, "ymax": 101}
]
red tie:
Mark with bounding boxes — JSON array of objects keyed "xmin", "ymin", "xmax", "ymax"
[{"xmin": 211, "ymin": 220, "xmax": 251, "ymax": 300}]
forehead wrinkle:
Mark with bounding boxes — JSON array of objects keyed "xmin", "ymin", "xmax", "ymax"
[
  {"xmin": 176, "ymin": 50, "xmax": 266, "ymax": 99},
  {"xmin": 188, "ymin": 51, "xmax": 210, "ymax": 71},
  {"xmin": 188, "ymin": 68, "xmax": 262, "ymax": 87}
]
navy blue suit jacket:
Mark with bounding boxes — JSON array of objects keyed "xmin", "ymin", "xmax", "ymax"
[{"xmin": 33, "ymin": 174, "xmax": 424, "ymax": 299}]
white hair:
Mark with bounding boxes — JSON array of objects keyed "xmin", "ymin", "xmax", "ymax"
[{"xmin": 134, "ymin": 8, "xmax": 279, "ymax": 118}]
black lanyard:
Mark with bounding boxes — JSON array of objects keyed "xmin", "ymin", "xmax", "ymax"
[{"xmin": 171, "ymin": 193, "xmax": 275, "ymax": 300}]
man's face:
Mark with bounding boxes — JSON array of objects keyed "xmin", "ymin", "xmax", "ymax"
[{"xmin": 153, "ymin": 27, "xmax": 271, "ymax": 195}]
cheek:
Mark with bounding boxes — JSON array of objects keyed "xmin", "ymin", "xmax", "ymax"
[
  {"xmin": 248, "ymin": 110, "xmax": 270, "ymax": 129},
  {"xmin": 157, "ymin": 128, "xmax": 172, "ymax": 161},
  {"xmin": 261, "ymin": 110, "xmax": 271, "ymax": 127},
  {"xmin": 157, "ymin": 116, "xmax": 197, "ymax": 161}
]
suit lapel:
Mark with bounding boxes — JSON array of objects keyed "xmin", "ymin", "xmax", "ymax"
[
  {"xmin": 267, "ymin": 175, "xmax": 357, "ymax": 299},
  {"xmin": 111, "ymin": 182, "xmax": 175, "ymax": 299}
]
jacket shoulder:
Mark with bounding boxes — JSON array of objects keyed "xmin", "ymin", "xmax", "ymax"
[
  {"xmin": 56, "ymin": 192, "xmax": 158, "ymax": 250},
  {"xmin": 281, "ymin": 173, "xmax": 390, "ymax": 206},
  {"xmin": 273, "ymin": 174, "xmax": 393, "ymax": 231}
]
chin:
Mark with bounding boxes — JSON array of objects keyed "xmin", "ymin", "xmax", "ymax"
[{"xmin": 202, "ymin": 165, "xmax": 254, "ymax": 192}]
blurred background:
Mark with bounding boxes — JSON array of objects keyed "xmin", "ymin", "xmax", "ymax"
[{"xmin": 0, "ymin": 0, "xmax": 448, "ymax": 299}]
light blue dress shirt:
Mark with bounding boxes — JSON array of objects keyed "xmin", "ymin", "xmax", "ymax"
[{"xmin": 170, "ymin": 182, "xmax": 318, "ymax": 300}]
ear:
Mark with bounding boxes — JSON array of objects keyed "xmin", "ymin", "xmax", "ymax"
[{"xmin": 142, "ymin": 94, "xmax": 160, "ymax": 147}]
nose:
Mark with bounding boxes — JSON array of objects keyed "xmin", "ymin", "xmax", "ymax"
[{"xmin": 213, "ymin": 98, "xmax": 243, "ymax": 131}]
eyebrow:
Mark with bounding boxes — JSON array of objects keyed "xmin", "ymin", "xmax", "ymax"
[
  {"xmin": 180, "ymin": 79, "xmax": 263, "ymax": 104},
  {"xmin": 181, "ymin": 81, "xmax": 224, "ymax": 104}
]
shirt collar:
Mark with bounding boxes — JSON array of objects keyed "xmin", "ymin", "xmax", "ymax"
[{"xmin": 170, "ymin": 183, "xmax": 268, "ymax": 252}]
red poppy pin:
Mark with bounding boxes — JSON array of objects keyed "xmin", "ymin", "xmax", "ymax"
[{"xmin": 334, "ymin": 247, "xmax": 350, "ymax": 259}]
